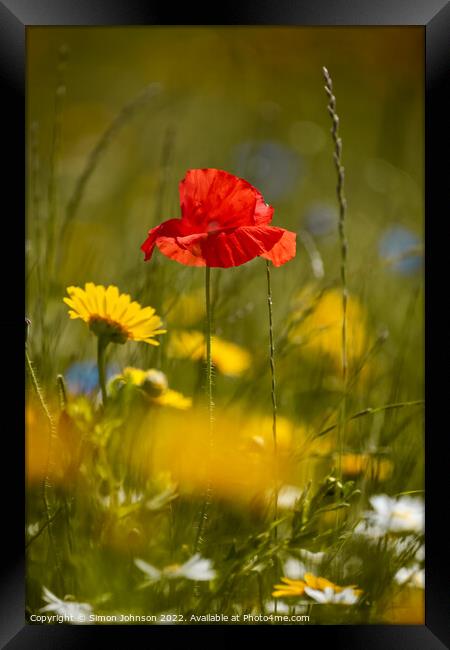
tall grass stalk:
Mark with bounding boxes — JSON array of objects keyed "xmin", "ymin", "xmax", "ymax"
[
  {"xmin": 323, "ymin": 66, "xmax": 348, "ymax": 483},
  {"xmin": 25, "ymin": 335, "xmax": 64, "ymax": 591}
]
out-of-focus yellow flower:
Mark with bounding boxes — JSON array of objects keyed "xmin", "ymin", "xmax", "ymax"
[
  {"xmin": 381, "ymin": 587, "xmax": 424, "ymax": 624},
  {"xmin": 167, "ymin": 330, "xmax": 251, "ymax": 377},
  {"xmin": 153, "ymin": 389, "xmax": 192, "ymax": 410},
  {"xmin": 289, "ymin": 287, "xmax": 369, "ymax": 371},
  {"xmin": 244, "ymin": 414, "xmax": 294, "ymax": 453},
  {"xmin": 114, "ymin": 367, "xmax": 192, "ymax": 410},
  {"xmin": 164, "ymin": 288, "xmax": 204, "ymax": 327},
  {"xmin": 168, "ymin": 330, "xmax": 204, "ymax": 361},
  {"xmin": 64, "ymin": 283, "xmax": 166, "ymax": 346},
  {"xmin": 339, "ymin": 453, "xmax": 393, "ymax": 481},
  {"xmin": 26, "ymin": 403, "xmax": 79, "ymax": 485},
  {"xmin": 127, "ymin": 407, "xmax": 292, "ymax": 503}
]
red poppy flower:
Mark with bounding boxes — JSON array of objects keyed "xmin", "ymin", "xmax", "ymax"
[{"xmin": 141, "ymin": 168, "xmax": 296, "ymax": 268}]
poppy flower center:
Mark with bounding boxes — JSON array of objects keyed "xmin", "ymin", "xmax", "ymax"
[{"xmin": 207, "ymin": 219, "xmax": 221, "ymax": 233}]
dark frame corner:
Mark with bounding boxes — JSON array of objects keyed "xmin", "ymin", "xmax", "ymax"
[{"xmin": 3, "ymin": 0, "xmax": 449, "ymax": 646}]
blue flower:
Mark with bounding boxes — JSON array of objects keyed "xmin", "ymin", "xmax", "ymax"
[
  {"xmin": 65, "ymin": 361, "xmax": 120, "ymax": 395},
  {"xmin": 303, "ymin": 202, "xmax": 338, "ymax": 237},
  {"xmin": 378, "ymin": 226, "xmax": 422, "ymax": 275},
  {"xmin": 234, "ymin": 140, "xmax": 302, "ymax": 202}
]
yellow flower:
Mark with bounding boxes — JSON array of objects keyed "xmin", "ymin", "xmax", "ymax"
[
  {"xmin": 211, "ymin": 337, "xmax": 252, "ymax": 376},
  {"xmin": 153, "ymin": 389, "xmax": 192, "ymax": 410},
  {"xmin": 273, "ymin": 572, "xmax": 362, "ymax": 602},
  {"xmin": 272, "ymin": 577, "xmax": 306, "ymax": 598},
  {"xmin": 304, "ymin": 573, "xmax": 343, "ymax": 591},
  {"xmin": 117, "ymin": 367, "xmax": 192, "ymax": 410},
  {"xmin": 289, "ymin": 287, "xmax": 369, "ymax": 371},
  {"xmin": 164, "ymin": 288, "xmax": 204, "ymax": 327},
  {"xmin": 64, "ymin": 283, "xmax": 166, "ymax": 345},
  {"xmin": 340, "ymin": 453, "xmax": 393, "ymax": 481},
  {"xmin": 167, "ymin": 329, "xmax": 251, "ymax": 376}
]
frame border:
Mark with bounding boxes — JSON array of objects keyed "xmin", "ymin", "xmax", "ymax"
[{"xmin": 3, "ymin": 1, "xmax": 448, "ymax": 646}]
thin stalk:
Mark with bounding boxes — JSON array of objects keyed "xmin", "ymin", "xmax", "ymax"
[
  {"xmin": 97, "ymin": 337, "xmax": 108, "ymax": 406},
  {"xmin": 60, "ymin": 82, "xmax": 162, "ymax": 249},
  {"xmin": 314, "ymin": 400, "xmax": 424, "ymax": 439},
  {"xmin": 266, "ymin": 261, "xmax": 278, "ymax": 524},
  {"xmin": 25, "ymin": 348, "xmax": 64, "ymax": 591},
  {"xmin": 266, "ymin": 260, "xmax": 279, "ymax": 614},
  {"xmin": 323, "ymin": 66, "xmax": 348, "ymax": 484},
  {"xmin": 194, "ymin": 266, "xmax": 214, "ymax": 553}
]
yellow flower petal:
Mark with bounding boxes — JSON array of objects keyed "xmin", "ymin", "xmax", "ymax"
[{"xmin": 63, "ymin": 283, "xmax": 166, "ymax": 346}]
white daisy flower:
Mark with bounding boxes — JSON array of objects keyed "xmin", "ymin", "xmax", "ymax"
[
  {"xmin": 415, "ymin": 544, "xmax": 425, "ymax": 562},
  {"xmin": 134, "ymin": 558, "xmax": 162, "ymax": 584},
  {"xmin": 264, "ymin": 600, "xmax": 291, "ymax": 614},
  {"xmin": 304, "ymin": 585, "xmax": 360, "ymax": 605},
  {"xmin": 40, "ymin": 587, "xmax": 93, "ymax": 623},
  {"xmin": 283, "ymin": 550, "xmax": 325, "ymax": 580},
  {"xmin": 135, "ymin": 554, "xmax": 216, "ymax": 584},
  {"xmin": 356, "ymin": 494, "xmax": 424, "ymax": 537},
  {"xmin": 283, "ymin": 557, "xmax": 306, "ymax": 579},
  {"xmin": 167, "ymin": 554, "xmax": 216, "ymax": 581},
  {"xmin": 101, "ymin": 487, "xmax": 143, "ymax": 508},
  {"xmin": 27, "ymin": 522, "xmax": 40, "ymax": 537},
  {"xmin": 276, "ymin": 485, "xmax": 302, "ymax": 510},
  {"xmin": 394, "ymin": 564, "xmax": 425, "ymax": 589}
]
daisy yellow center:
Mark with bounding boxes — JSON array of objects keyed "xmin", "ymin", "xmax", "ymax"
[{"xmin": 89, "ymin": 315, "xmax": 129, "ymax": 344}]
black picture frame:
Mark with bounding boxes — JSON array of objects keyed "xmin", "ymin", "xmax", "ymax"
[{"xmin": 3, "ymin": 1, "xmax": 449, "ymax": 646}]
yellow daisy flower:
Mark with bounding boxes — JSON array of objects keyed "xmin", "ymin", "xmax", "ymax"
[
  {"xmin": 273, "ymin": 572, "xmax": 362, "ymax": 601},
  {"xmin": 64, "ymin": 283, "xmax": 166, "ymax": 346},
  {"xmin": 115, "ymin": 367, "xmax": 192, "ymax": 410},
  {"xmin": 272, "ymin": 577, "xmax": 306, "ymax": 598}
]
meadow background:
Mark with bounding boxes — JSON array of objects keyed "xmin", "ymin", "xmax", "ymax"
[{"xmin": 26, "ymin": 27, "xmax": 424, "ymax": 625}]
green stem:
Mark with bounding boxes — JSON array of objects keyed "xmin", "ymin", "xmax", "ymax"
[
  {"xmin": 266, "ymin": 260, "xmax": 279, "ymax": 615},
  {"xmin": 266, "ymin": 261, "xmax": 278, "ymax": 525},
  {"xmin": 25, "ymin": 348, "xmax": 64, "ymax": 592},
  {"xmin": 323, "ymin": 66, "xmax": 348, "ymax": 486},
  {"xmin": 194, "ymin": 266, "xmax": 213, "ymax": 553},
  {"xmin": 97, "ymin": 337, "xmax": 108, "ymax": 405},
  {"xmin": 205, "ymin": 266, "xmax": 213, "ymax": 427}
]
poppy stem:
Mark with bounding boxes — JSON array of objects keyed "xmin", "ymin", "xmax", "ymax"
[
  {"xmin": 97, "ymin": 336, "xmax": 108, "ymax": 405},
  {"xmin": 266, "ymin": 259, "xmax": 279, "ymax": 614},
  {"xmin": 194, "ymin": 266, "xmax": 214, "ymax": 554},
  {"xmin": 205, "ymin": 265, "xmax": 213, "ymax": 431},
  {"xmin": 265, "ymin": 260, "xmax": 279, "ymax": 529}
]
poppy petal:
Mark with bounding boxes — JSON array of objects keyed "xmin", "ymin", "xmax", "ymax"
[
  {"xmin": 157, "ymin": 232, "xmax": 207, "ymax": 267},
  {"xmin": 200, "ymin": 226, "xmax": 285, "ymax": 268},
  {"xmin": 254, "ymin": 195, "xmax": 274, "ymax": 225},
  {"xmin": 141, "ymin": 219, "xmax": 190, "ymax": 262},
  {"xmin": 261, "ymin": 228, "xmax": 297, "ymax": 267},
  {"xmin": 179, "ymin": 168, "xmax": 271, "ymax": 230}
]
